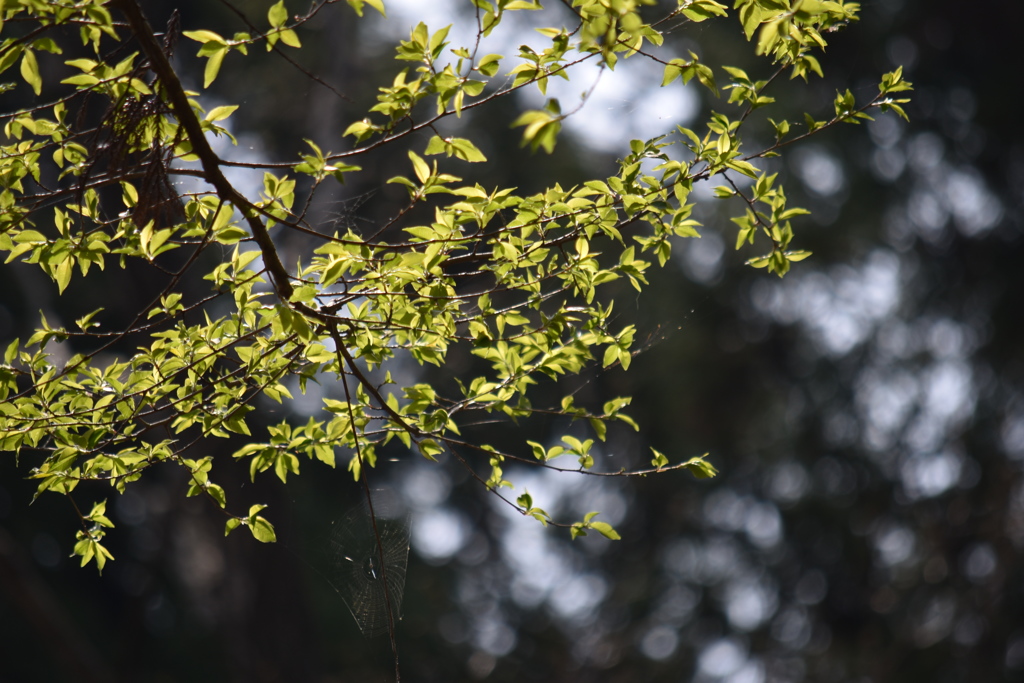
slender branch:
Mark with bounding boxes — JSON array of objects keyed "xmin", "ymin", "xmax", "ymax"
[{"xmin": 216, "ymin": 0, "xmax": 354, "ymax": 103}]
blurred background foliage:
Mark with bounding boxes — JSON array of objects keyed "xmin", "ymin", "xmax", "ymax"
[{"xmin": 2, "ymin": 0, "xmax": 1024, "ymax": 681}]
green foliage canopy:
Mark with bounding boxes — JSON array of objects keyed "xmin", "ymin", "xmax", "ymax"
[{"xmin": 0, "ymin": 0, "xmax": 909, "ymax": 571}]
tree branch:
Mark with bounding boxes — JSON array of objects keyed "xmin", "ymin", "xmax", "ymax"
[{"xmin": 110, "ymin": 0, "xmax": 295, "ymax": 300}]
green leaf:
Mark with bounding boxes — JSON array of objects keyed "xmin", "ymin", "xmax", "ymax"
[
  {"xmin": 4, "ymin": 339, "xmax": 18, "ymax": 364},
  {"xmin": 450, "ymin": 138, "xmax": 487, "ymax": 162},
  {"xmin": 590, "ymin": 521, "xmax": 621, "ymax": 540},
  {"xmin": 183, "ymin": 30, "xmax": 227, "ymax": 45},
  {"xmin": 477, "ymin": 53, "xmax": 502, "ymax": 76},
  {"xmin": 277, "ymin": 29, "xmax": 301, "ymax": 48},
  {"xmin": 203, "ymin": 47, "xmax": 227, "ymax": 88},
  {"xmin": 739, "ymin": 2, "xmax": 763, "ymax": 41},
  {"xmin": 527, "ymin": 441, "xmax": 546, "ymax": 460},
  {"xmin": 249, "ymin": 515, "xmax": 277, "ymax": 542},
  {"xmin": 20, "ymin": 49, "xmax": 41, "ymax": 96},
  {"xmin": 0, "ymin": 45, "xmax": 23, "ymax": 77},
  {"xmin": 650, "ymin": 447, "xmax": 669, "ymax": 469},
  {"xmin": 409, "ymin": 150, "xmax": 431, "ymax": 184},
  {"xmin": 512, "ymin": 104, "xmax": 561, "ymax": 153},
  {"xmin": 419, "ymin": 438, "xmax": 443, "ymax": 461},
  {"xmin": 86, "ymin": 500, "xmax": 114, "ymax": 528},
  {"xmin": 347, "ymin": 0, "xmax": 387, "ymax": 16},
  {"xmin": 682, "ymin": 0, "xmax": 728, "ymax": 22},
  {"xmin": 683, "ymin": 454, "xmax": 718, "ymax": 479},
  {"xmin": 207, "ymin": 484, "xmax": 227, "ymax": 508},
  {"xmin": 661, "ymin": 58, "xmax": 688, "ymax": 87},
  {"xmin": 268, "ymin": 0, "xmax": 288, "ymax": 28},
  {"xmin": 54, "ymin": 258, "xmax": 73, "ymax": 293},
  {"xmin": 74, "ymin": 537, "xmax": 114, "ymax": 573},
  {"xmin": 247, "ymin": 505, "xmax": 277, "ymax": 542},
  {"xmin": 694, "ymin": 63, "xmax": 717, "ymax": 95},
  {"xmin": 756, "ymin": 18, "xmax": 781, "ymax": 55},
  {"xmin": 424, "ymin": 135, "xmax": 447, "ymax": 155},
  {"xmin": 75, "ymin": 308, "xmax": 103, "ymax": 331},
  {"xmin": 785, "ymin": 249, "xmax": 812, "ymax": 262},
  {"xmin": 205, "ymin": 105, "xmax": 239, "ymax": 122}
]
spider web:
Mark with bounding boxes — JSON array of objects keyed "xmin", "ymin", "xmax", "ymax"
[{"xmin": 325, "ymin": 490, "xmax": 411, "ymax": 639}]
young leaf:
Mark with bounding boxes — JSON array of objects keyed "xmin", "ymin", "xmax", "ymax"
[
  {"xmin": 268, "ymin": 0, "xmax": 288, "ymax": 28},
  {"xmin": 683, "ymin": 454, "xmax": 718, "ymax": 479},
  {"xmin": 590, "ymin": 521, "xmax": 621, "ymax": 540},
  {"xmin": 650, "ymin": 447, "xmax": 669, "ymax": 469},
  {"xmin": 20, "ymin": 49, "xmax": 41, "ymax": 95}
]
